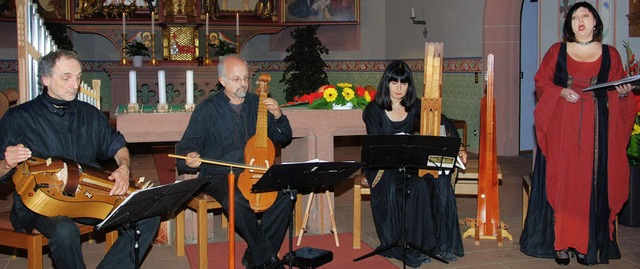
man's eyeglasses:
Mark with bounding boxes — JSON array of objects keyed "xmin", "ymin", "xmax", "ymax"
[{"xmin": 225, "ymin": 76, "xmax": 250, "ymax": 84}]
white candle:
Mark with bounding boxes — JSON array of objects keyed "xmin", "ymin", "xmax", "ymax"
[
  {"xmin": 186, "ymin": 70, "xmax": 194, "ymax": 104},
  {"xmin": 129, "ymin": 70, "xmax": 137, "ymax": 103},
  {"xmin": 205, "ymin": 13, "xmax": 209, "ymax": 36},
  {"xmin": 158, "ymin": 70, "xmax": 166, "ymax": 104},
  {"xmin": 151, "ymin": 11, "xmax": 154, "ymax": 34},
  {"xmin": 122, "ymin": 13, "xmax": 126, "ymax": 34},
  {"xmin": 236, "ymin": 13, "xmax": 239, "ymax": 36},
  {"xmin": 411, "ymin": 7, "xmax": 415, "ymax": 18}
]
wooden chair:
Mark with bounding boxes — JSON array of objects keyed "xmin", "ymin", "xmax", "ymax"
[
  {"xmin": 0, "ymin": 183, "xmax": 117, "ymax": 269},
  {"xmin": 352, "ymin": 158, "xmax": 503, "ymax": 248},
  {"xmin": 0, "ymin": 92, "xmax": 9, "ymax": 119},
  {"xmin": 3, "ymin": 88, "xmax": 19, "ymax": 106},
  {"xmin": 174, "ymin": 174, "xmax": 228, "ymax": 269},
  {"xmin": 522, "ymin": 175, "xmax": 531, "ymax": 228},
  {"xmin": 352, "ymin": 175, "xmax": 369, "ymax": 249}
]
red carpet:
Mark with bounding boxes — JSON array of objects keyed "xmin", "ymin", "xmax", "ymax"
[
  {"xmin": 152, "ymin": 148, "xmax": 177, "ymax": 185},
  {"xmin": 184, "ymin": 233, "xmax": 395, "ymax": 269}
]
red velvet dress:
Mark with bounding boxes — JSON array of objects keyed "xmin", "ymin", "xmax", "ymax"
[{"xmin": 534, "ymin": 42, "xmax": 635, "ymax": 256}]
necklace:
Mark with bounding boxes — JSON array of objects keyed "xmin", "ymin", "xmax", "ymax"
[{"xmin": 575, "ymin": 39, "xmax": 595, "ymax": 46}]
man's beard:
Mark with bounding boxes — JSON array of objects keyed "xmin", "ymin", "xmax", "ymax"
[{"xmin": 234, "ymin": 87, "xmax": 247, "ymax": 98}]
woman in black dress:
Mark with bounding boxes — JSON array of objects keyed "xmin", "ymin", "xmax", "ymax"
[{"xmin": 362, "ymin": 60, "xmax": 465, "ymax": 267}]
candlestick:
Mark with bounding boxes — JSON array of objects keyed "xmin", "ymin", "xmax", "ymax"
[
  {"xmin": 149, "ymin": 33, "xmax": 156, "ymax": 65},
  {"xmin": 121, "ymin": 33, "xmax": 127, "ymax": 65},
  {"xmin": 206, "ymin": 13, "xmax": 209, "ymax": 36},
  {"xmin": 186, "ymin": 70, "xmax": 194, "ymax": 105},
  {"xmin": 205, "ymin": 34, "xmax": 211, "ymax": 65},
  {"xmin": 151, "ymin": 11, "xmax": 154, "ymax": 35},
  {"xmin": 122, "ymin": 13, "xmax": 126, "ymax": 35},
  {"xmin": 236, "ymin": 13, "xmax": 239, "ymax": 36}
]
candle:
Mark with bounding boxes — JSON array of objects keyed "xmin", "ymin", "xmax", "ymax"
[
  {"xmin": 205, "ymin": 13, "xmax": 209, "ymax": 36},
  {"xmin": 151, "ymin": 11, "xmax": 154, "ymax": 34},
  {"xmin": 158, "ymin": 70, "xmax": 166, "ymax": 104},
  {"xmin": 236, "ymin": 13, "xmax": 239, "ymax": 36},
  {"xmin": 122, "ymin": 13, "xmax": 126, "ymax": 35},
  {"xmin": 186, "ymin": 70, "xmax": 194, "ymax": 104},
  {"xmin": 129, "ymin": 70, "xmax": 137, "ymax": 103},
  {"xmin": 411, "ymin": 7, "xmax": 415, "ymax": 18}
]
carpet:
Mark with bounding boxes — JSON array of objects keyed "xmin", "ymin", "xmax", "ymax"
[
  {"xmin": 152, "ymin": 147, "xmax": 177, "ymax": 185},
  {"xmin": 184, "ymin": 233, "xmax": 396, "ymax": 269}
]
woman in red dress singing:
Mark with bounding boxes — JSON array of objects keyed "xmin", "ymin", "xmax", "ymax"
[{"xmin": 521, "ymin": 1, "xmax": 636, "ymax": 266}]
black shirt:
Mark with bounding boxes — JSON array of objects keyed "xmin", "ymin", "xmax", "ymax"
[
  {"xmin": 176, "ymin": 90, "xmax": 293, "ymax": 176},
  {"xmin": 0, "ymin": 94, "xmax": 127, "ymax": 231}
]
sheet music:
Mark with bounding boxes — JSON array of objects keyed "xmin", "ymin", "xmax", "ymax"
[
  {"xmin": 583, "ymin": 74, "xmax": 640, "ymax": 91},
  {"xmin": 282, "ymin": 158, "xmax": 327, "ymax": 164},
  {"xmin": 96, "ymin": 184, "xmax": 166, "ymax": 229}
]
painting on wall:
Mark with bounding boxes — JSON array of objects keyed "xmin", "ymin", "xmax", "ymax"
[
  {"xmin": 282, "ymin": 0, "xmax": 359, "ymax": 24},
  {"xmin": 36, "ymin": 0, "xmax": 69, "ymax": 20},
  {"xmin": 0, "ymin": 0, "xmax": 16, "ymax": 18}
]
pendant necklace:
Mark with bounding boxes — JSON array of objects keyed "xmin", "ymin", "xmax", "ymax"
[{"xmin": 576, "ymin": 39, "xmax": 595, "ymax": 46}]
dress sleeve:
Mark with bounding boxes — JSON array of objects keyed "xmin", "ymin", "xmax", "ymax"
[
  {"xmin": 533, "ymin": 42, "xmax": 563, "ymax": 153},
  {"xmin": 362, "ymin": 103, "xmax": 386, "ymax": 135}
]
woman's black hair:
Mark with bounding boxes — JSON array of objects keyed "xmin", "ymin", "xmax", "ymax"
[
  {"xmin": 562, "ymin": 1, "xmax": 603, "ymax": 42},
  {"xmin": 374, "ymin": 60, "xmax": 417, "ymax": 111}
]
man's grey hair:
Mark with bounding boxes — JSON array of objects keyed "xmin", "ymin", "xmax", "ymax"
[
  {"xmin": 38, "ymin": 50, "xmax": 81, "ymax": 79},
  {"xmin": 217, "ymin": 54, "xmax": 247, "ymax": 78}
]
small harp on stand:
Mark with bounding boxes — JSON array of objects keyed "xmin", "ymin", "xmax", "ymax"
[{"xmin": 462, "ymin": 54, "xmax": 512, "ymax": 245}]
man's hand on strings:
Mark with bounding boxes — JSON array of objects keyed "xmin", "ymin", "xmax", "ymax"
[
  {"xmin": 108, "ymin": 164, "xmax": 130, "ymax": 196},
  {"xmin": 3, "ymin": 144, "xmax": 32, "ymax": 170}
]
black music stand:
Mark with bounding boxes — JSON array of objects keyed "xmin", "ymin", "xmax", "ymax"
[
  {"xmin": 252, "ymin": 161, "xmax": 362, "ymax": 269},
  {"xmin": 353, "ymin": 134, "xmax": 460, "ymax": 268},
  {"xmin": 95, "ymin": 177, "xmax": 209, "ymax": 269}
]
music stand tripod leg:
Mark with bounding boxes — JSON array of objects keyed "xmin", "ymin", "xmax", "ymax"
[
  {"xmin": 324, "ymin": 190, "xmax": 339, "ymax": 247},
  {"xmin": 296, "ymin": 192, "xmax": 314, "ymax": 246}
]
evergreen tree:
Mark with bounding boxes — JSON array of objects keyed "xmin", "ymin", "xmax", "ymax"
[{"xmin": 280, "ymin": 26, "xmax": 330, "ymax": 102}]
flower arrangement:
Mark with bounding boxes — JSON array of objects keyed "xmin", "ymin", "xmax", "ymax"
[
  {"xmin": 292, "ymin": 83, "xmax": 376, "ymax": 109},
  {"xmin": 624, "ymin": 40, "xmax": 640, "ymax": 166}
]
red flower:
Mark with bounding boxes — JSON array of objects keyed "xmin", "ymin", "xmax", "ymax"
[{"xmin": 355, "ymin": 86, "xmax": 366, "ymax": 97}]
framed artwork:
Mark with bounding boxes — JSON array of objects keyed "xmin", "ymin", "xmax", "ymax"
[
  {"xmin": 282, "ymin": 0, "xmax": 359, "ymax": 24},
  {"xmin": 36, "ymin": 0, "xmax": 69, "ymax": 20},
  {"xmin": 0, "ymin": 0, "xmax": 17, "ymax": 18}
]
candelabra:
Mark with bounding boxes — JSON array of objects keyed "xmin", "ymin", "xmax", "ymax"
[
  {"xmin": 151, "ymin": 33, "xmax": 157, "ymax": 65},
  {"xmin": 121, "ymin": 33, "xmax": 127, "ymax": 65}
]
